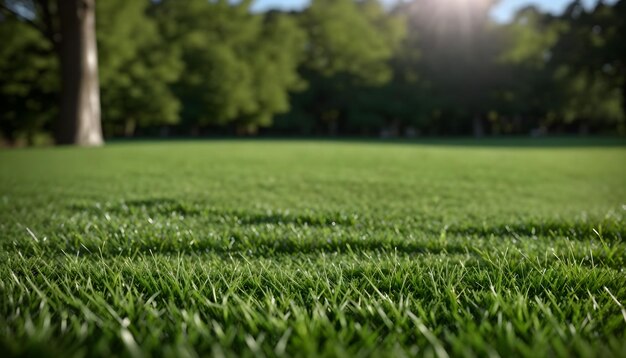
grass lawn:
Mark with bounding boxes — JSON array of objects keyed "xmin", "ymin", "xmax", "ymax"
[{"xmin": 1, "ymin": 139, "xmax": 625, "ymax": 357}]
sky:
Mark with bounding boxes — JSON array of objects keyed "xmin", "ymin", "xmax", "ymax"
[{"xmin": 250, "ymin": 0, "xmax": 608, "ymax": 22}]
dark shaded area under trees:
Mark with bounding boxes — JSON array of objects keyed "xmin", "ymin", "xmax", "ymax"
[{"xmin": 1, "ymin": 0, "xmax": 625, "ymax": 145}]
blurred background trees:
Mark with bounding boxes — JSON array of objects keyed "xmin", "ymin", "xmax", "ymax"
[
  {"xmin": 97, "ymin": 0, "xmax": 182, "ymax": 138},
  {"xmin": 1, "ymin": 0, "xmax": 624, "ymax": 145}
]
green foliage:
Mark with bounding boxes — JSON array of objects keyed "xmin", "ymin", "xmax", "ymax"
[
  {"xmin": 0, "ymin": 17, "xmax": 57, "ymax": 144},
  {"xmin": 497, "ymin": 2, "xmax": 626, "ymax": 133},
  {"xmin": 554, "ymin": 66, "xmax": 624, "ymax": 126},
  {"xmin": 497, "ymin": 8, "xmax": 565, "ymax": 126},
  {"xmin": 549, "ymin": 0, "xmax": 626, "ymax": 131},
  {"xmin": 303, "ymin": 0, "xmax": 404, "ymax": 85},
  {"xmin": 152, "ymin": 0, "xmax": 305, "ymax": 132},
  {"xmin": 234, "ymin": 12, "xmax": 307, "ymax": 131},
  {"xmin": 96, "ymin": 0, "xmax": 182, "ymax": 137},
  {"xmin": 401, "ymin": 0, "xmax": 503, "ymax": 133},
  {"xmin": 1, "ymin": 140, "xmax": 625, "ymax": 356},
  {"xmin": 499, "ymin": 7, "xmax": 562, "ymax": 68},
  {"xmin": 1, "ymin": 0, "xmax": 625, "ymax": 141},
  {"xmin": 278, "ymin": 0, "xmax": 405, "ymax": 135}
]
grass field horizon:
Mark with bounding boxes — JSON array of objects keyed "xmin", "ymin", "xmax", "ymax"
[{"xmin": 1, "ymin": 139, "xmax": 625, "ymax": 357}]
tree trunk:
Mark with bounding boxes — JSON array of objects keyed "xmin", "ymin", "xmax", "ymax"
[
  {"xmin": 472, "ymin": 115, "xmax": 484, "ymax": 138},
  {"xmin": 56, "ymin": 0, "xmax": 103, "ymax": 146},
  {"xmin": 190, "ymin": 124, "xmax": 200, "ymax": 137}
]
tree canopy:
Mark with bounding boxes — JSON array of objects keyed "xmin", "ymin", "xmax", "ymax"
[{"xmin": 1, "ymin": 0, "xmax": 624, "ymax": 144}]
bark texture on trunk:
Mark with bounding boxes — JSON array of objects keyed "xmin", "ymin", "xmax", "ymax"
[{"xmin": 56, "ymin": 0, "xmax": 103, "ymax": 146}]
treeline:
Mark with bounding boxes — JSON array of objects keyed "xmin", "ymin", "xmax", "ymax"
[{"xmin": 1, "ymin": 0, "xmax": 624, "ymax": 144}]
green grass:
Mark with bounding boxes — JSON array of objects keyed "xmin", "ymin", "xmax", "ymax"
[{"xmin": 1, "ymin": 139, "xmax": 625, "ymax": 357}]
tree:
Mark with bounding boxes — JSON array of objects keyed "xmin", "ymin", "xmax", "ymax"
[
  {"xmin": 151, "ymin": 0, "xmax": 305, "ymax": 135},
  {"xmin": 282, "ymin": 0, "xmax": 405, "ymax": 135},
  {"xmin": 0, "ymin": 14, "xmax": 57, "ymax": 145},
  {"xmin": 499, "ymin": 1, "xmax": 624, "ymax": 134},
  {"xmin": 234, "ymin": 11, "xmax": 306, "ymax": 134},
  {"xmin": 549, "ymin": 0, "xmax": 625, "ymax": 133},
  {"xmin": 498, "ymin": 6, "xmax": 564, "ymax": 133},
  {"xmin": 97, "ymin": 0, "xmax": 182, "ymax": 137},
  {"xmin": 1, "ymin": 0, "xmax": 103, "ymax": 146},
  {"xmin": 397, "ymin": 0, "xmax": 503, "ymax": 136}
]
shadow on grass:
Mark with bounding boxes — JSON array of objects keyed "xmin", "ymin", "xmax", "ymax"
[
  {"xmin": 7, "ymin": 236, "xmax": 624, "ymax": 271},
  {"xmin": 341, "ymin": 136, "xmax": 626, "ymax": 148},
  {"xmin": 69, "ymin": 198, "xmax": 203, "ymax": 216},
  {"xmin": 6, "ymin": 198, "xmax": 624, "ymax": 268},
  {"xmin": 444, "ymin": 221, "xmax": 625, "ymax": 239},
  {"xmin": 4, "ymin": 234, "xmax": 473, "ymax": 259},
  {"xmin": 69, "ymin": 198, "xmax": 625, "ymax": 239},
  {"xmin": 108, "ymin": 136, "xmax": 626, "ymax": 148},
  {"xmin": 69, "ymin": 199, "xmax": 360, "ymax": 227}
]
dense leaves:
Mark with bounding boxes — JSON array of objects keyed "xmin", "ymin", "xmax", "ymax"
[
  {"xmin": 150, "ymin": 0, "xmax": 305, "ymax": 134},
  {"xmin": 0, "ymin": 17, "xmax": 57, "ymax": 144},
  {"xmin": 97, "ymin": 0, "xmax": 182, "ymax": 137}
]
